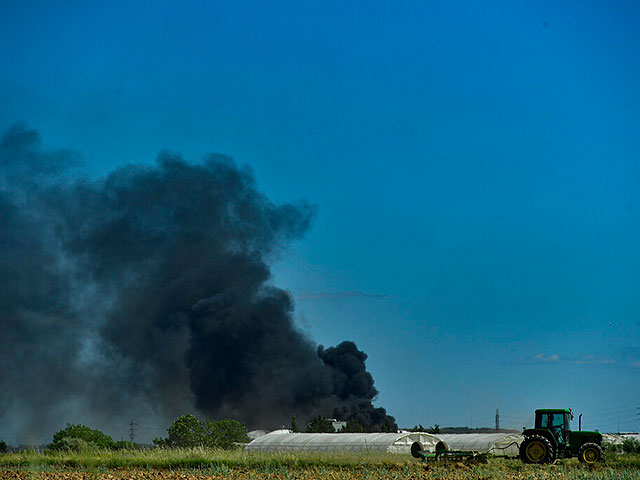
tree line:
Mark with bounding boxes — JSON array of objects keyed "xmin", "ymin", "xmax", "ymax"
[
  {"xmin": 0, "ymin": 412, "xmax": 402, "ymax": 452},
  {"xmin": 293, "ymin": 415, "xmax": 396, "ymax": 433},
  {"xmin": 0, "ymin": 416, "xmax": 250, "ymax": 452}
]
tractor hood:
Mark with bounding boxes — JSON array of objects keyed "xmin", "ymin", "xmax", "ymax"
[{"xmin": 569, "ymin": 430, "xmax": 602, "ymax": 446}]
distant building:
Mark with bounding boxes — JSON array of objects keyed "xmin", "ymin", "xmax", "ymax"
[{"xmin": 327, "ymin": 418, "xmax": 347, "ymax": 432}]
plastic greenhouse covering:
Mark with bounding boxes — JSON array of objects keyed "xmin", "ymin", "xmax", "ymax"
[
  {"xmin": 435, "ymin": 433, "xmax": 524, "ymax": 456},
  {"xmin": 244, "ymin": 431, "xmax": 442, "ymax": 454},
  {"xmin": 603, "ymin": 433, "xmax": 640, "ymax": 445},
  {"xmin": 246, "ymin": 431, "xmax": 640, "ymax": 456}
]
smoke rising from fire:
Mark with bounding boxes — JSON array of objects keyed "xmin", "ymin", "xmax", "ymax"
[{"xmin": 0, "ymin": 124, "xmax": 395, "ymax": 443}]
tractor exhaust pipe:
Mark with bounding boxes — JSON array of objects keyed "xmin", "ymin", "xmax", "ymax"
[{"xmin": 579, "ymin": 413, "xmax": 582, "ymax": 431}]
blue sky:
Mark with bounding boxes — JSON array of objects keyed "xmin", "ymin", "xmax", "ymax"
[{"xmin": 1, "ymin": 0, "xmax": 639, "ymax": 434}]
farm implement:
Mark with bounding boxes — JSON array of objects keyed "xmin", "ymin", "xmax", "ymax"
[{"xmin": 411, "ymin": 441, "xmax": 488, "ymax": 464}]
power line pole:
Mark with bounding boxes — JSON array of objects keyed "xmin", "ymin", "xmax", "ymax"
[
  {"xmin": 495, "ymin": 409, "xmax": 500, "ymax": 431},
  {"xmin": 129, "ymin": 419, "xmax": 137, "ymax": 443}
]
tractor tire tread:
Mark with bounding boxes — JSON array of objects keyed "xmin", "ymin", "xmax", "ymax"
[
  {"xmin": 519, "ymin": 435, "xmax": 556, "ymax": 464},
  {"xmin": 578, "ymin": 442, "xmax": 603, "ymax": 464}
]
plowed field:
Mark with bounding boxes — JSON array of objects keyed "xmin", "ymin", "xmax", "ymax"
[{"xmin": 3, "ymin": 463, "xmax": 640, "ymax": 480}]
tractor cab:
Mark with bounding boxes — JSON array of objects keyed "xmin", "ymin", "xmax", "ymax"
[{"xmin": 534, "ymin": 409, "xmax": 571, "ymax": 447}]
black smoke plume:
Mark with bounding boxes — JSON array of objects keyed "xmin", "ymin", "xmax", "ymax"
[{"xmin": 0, "ymin": 124, "xmax": 396, "ymax": 444}]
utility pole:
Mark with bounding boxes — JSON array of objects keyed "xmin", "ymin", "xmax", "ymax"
[
  {"xmin": 129, "ymin": 419, "xmax": 137, "ymax": 443},
  {"xmin": 495, "ymin": 409, "xmax": 500, "ymax": 431}
]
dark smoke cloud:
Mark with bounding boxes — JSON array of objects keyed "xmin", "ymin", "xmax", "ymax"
[
  {"xmin": 318, "ymin": 342, "xmax": 394, "ymax": 432},
  {"xmin": 0, "ymin": 124, "xmax": 395, "ymax": 444}
]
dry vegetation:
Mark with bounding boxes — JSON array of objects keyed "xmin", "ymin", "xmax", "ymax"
[{"xmin": 1, "ymin": 450, "xmax": 639, "ymax": 479}]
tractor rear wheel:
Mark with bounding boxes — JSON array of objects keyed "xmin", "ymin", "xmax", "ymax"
[
  {"xmin": 519, "ymin": 435, "xmax": 555, "ymax": 464},
  {"xmin": 578, "ymin": 443, "xmax": 603, "ymax": 464}
]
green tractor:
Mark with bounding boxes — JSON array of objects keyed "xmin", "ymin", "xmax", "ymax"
[{"xmin": 520, "ymin": 408, "xmax": 603, "ymax": 464}]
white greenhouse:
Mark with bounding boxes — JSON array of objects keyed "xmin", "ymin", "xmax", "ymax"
[
  {"xmin": 602, "ymin": 433, "xmax": 640, "ymax": 445},
  {"xmin": 435, "ymin": 433, "xmax": 524, "ymax": 457},
  {"xmin": 244, "ymin": 431, "xmax": 442, "ymax": 454}
]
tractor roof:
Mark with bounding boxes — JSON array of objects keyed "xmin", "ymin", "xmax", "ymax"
[{"xmin": 535, "ymin": 408, "xmax": 571, "ymax": 414}]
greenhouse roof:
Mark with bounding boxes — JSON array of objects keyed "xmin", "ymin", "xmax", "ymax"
[{"xmin": 245, "ymin": 431, "xmax": 441, "ymax": 454}]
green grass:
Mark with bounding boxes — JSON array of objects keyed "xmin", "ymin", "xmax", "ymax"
[
  {"xmin": 1, "ymin": 449, "xmax": 639, "ymax": 479},
  {"xmin": 0, "ymin": 447, "xmax": 415, "ymax": 470}
]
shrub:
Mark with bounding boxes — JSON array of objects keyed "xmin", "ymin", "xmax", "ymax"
[
  {"xmin": 291, "ymin": 414, "xmax": 300, "ymax": 433},
  {"xmin": 603, "ymin": 441, "xmax": 620, "ymax": 454},
  {"xmin": 383, "ymin": 419, "xmax": 396, "ymax": 433},
  {"xmin": 114, "ymin": 440, "xmax": 137, "ymax": 450},
  {"xmin": 427, "ymin": 424, "xmax": 440, "ymax": 434},
  {"xmin": 154, "ymin": 414, "xmax": 249, "ymax": 449},
  {"xmin": 622, "ymin": 437, "xmax": 640, "ymax": 454},
  {"xmin": 50, "ymin": 423, "xmax": 115, "ymax": 451},
  {"xmin": 157, "ymin": 414, "xmax": 206, "ymax": 448},
  {"xmin": 55, "ymin": 437, "xmax": 95, "ymax": 452},
  {"xmin": 0, "ymin": 439, "xmax": 7, "ymax": 453},
  {"xmin": 207, "ymin": 419, "xmax": 250, "ymax": 449},
  {"xmin": 340, "ymin": 420, "xmax": 364, "ymax": 433},
  {"xmin": 305, "ymin": 415, "xmax": 334, "ymax": 433}
]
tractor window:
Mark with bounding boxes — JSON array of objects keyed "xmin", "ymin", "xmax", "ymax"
[
  {"xmin": 548, "ymin": 414, "xmax": 564, "ymax": 428},
  {"xmin": 535, "ymin": 412, "xmax": 568, "ymax": 430},
  {"xmin": 546, "ymin": 414, "xmax": 566, "ymax": 445}
]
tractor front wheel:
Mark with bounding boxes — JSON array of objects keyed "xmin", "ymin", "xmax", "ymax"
[
  {"xmin": 578, "ymin": 443, "xmax": 603, "ymax": 464},
  {"xmin": 519, "ymin": 435, "xmax": 555, "ymax": 464}
]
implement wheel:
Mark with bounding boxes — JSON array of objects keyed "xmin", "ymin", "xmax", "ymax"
[
  {"xmin": 411, "ymin": 442, "xmax": 423, "ymax": 459},
  {"xmin": 519, "ymin": 435, "xmax": 555, "ymax": 464},
  {"xmin": 578, "ymin": 443, "xmax": 603, "ymax": 464}
]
